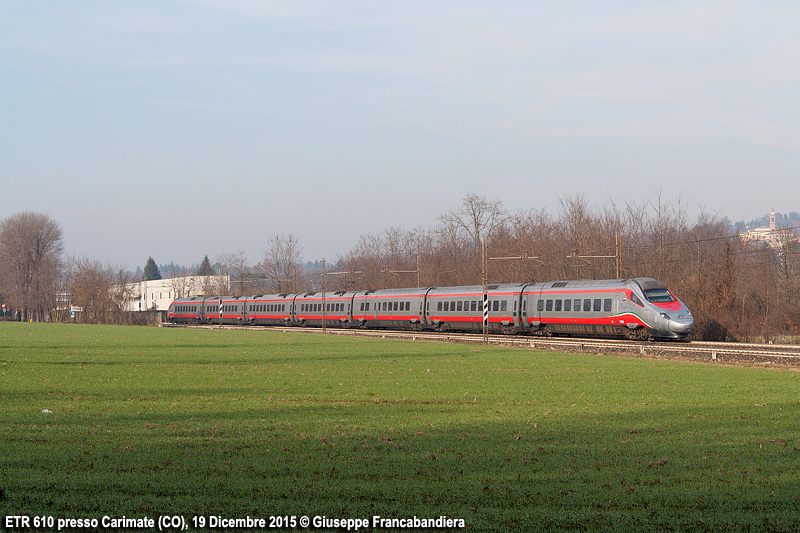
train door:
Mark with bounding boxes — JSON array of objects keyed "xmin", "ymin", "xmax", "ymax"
[
  {"xmin": 618, "ymin": 291, "xmax": 633, "ymax": 324},
  {"xmin": 514, "ymin": 285, "xmax": 528, "ymax": 332},
  {"xmin": 420, "ymin": 288, "xmax": 432, "ymax": 327}
]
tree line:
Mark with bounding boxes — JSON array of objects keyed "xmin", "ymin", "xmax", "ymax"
[{"xmin": 2, "ymin": 194, "xmax": 799, "ymax": 341}]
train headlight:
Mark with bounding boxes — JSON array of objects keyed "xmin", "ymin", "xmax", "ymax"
[{"xmin": 660, "ymin": 312, "xmax": 670, "ymax": 320}]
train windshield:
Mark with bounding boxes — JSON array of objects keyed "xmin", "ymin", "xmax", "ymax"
[{"xmin": 643, "ymin": 288, "xmax": 675, "ymax": 303}]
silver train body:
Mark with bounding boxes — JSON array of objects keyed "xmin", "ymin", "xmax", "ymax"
[{"xmin": 167, "ymin": 278, "xmax": 694, "ymax": 341}]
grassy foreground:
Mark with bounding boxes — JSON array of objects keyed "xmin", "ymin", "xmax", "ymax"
[{"xmin": 1, "ymin": 323, "xmax": 798, "ymax": 531}]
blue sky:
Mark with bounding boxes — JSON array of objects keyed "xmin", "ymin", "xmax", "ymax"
[{"xmin": 2, "ymin": 1, "xmax": 799, "ymax": 269}]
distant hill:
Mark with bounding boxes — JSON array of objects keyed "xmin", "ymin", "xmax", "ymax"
[{"xmin": 738, "ymin": 211, "xmax": 800, "ymax": 230}]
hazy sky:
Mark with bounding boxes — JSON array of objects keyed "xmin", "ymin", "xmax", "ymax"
[{"xmin": 2, "ymin": 1, "xmax": 798, "ymax": 269}]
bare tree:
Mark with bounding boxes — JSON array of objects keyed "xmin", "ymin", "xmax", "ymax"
[
  {"xmin": 216, "ymin": 250, "xmax": 249, "ymax": 296},
  {"xmin": 258, "ymin": 234, "xmax": 303, "ymax": 293},
  {"xmin": 438, "ymin": 193, "xmax": 507, "ymax": 258},
  {"xmin": 0, "ymin": 211, "xmax": 64, "ymax": 321},
  {"xmin": 168, "ymin": 264, "xmax": 193, "ymax": 299},
  {"xmin": 68, "ymin": 258, "xmax": 133, "ymax": 324}
]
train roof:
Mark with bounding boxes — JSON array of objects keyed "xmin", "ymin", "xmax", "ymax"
[{"xmin": 530, "ymin": 278, "xmax": 666, "ymax": 291}]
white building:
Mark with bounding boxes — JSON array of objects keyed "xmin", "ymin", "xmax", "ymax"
[
  {"xmin": 125, "ymin": 275, "xmax": 230, "ymax": 312},
  {"xmin": 741, "ymin": 208, "xmax": 798, "ymax": 248}
]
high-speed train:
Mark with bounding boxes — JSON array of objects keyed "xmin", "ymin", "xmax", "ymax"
[{"xmin": 167, "ymin": 278, "xmax": 694, "ymax": 341}]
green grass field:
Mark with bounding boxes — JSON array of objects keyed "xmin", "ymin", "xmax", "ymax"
[{"xmin": 1, "ymin": 323, "xmax": 798, "ymax": 531}]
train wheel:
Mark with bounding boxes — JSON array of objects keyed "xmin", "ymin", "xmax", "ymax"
[{"xmin": 626, "ymin": 327, "xmax": 653, "ymax": 341}]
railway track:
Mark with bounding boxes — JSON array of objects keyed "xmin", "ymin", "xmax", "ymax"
[{"xmin": 165, "ymin": 322, "xmax": 800, "ymax": 368}]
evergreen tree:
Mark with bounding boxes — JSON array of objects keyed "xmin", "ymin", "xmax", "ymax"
[
  {"xmin": 197, "ymin": 255, "xmax": 215, "ymax": 276},
  {"xmin": 142, "ymin": 257, "xmax": 162, "ymax": 281}
]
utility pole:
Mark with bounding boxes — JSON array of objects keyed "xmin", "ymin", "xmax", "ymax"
[
  {"xmin": 482, "ymin": 238, "xmax": 488, "ymax": 343},
  {"xmin": 382, "ymin": 256, "xmax": 421, "ymax": 287},
  {"xmin": 321, "ymin": 258, "xmax": 326, "ymax": 334},
  {"xmin": 569, "ymin": 234, "xmax": 623, "ymax": 279}
]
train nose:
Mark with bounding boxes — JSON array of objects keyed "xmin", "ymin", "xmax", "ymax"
[{"xmin": 669, "ymin": 317, "xmax": 694, "ymax": 334}]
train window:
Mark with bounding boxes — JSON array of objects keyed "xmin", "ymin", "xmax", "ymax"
[
  {"xmin": 394, "ymin": 302, "xmax": 399, "ymax": 311},
  {"xmin": 366, "ymin": 302, "xmax": 370, "ymax": 311},
  {"xmin": 555, "ymin": 300, "xmax": 562, "ymax": 312},
  {"xmin": 644, "ymin": 288, "xmax": 676, "ymax": 303},
  {"xmin": 457, "ymin": 301, "xmax": 463, "ymax": 312},
  {"xmin": 501, "ymin": 300, "xmax": 507, "ymax": 312},
  {"xmin": 522, "ymin": 300, "xmax": 527, "ymax": 312},
  {"xmin": 437, "ymin": 301, "xmax": 443, "ymax": 312},
  {"xmin": 593, "ymin": 299, "xmax": 601, "ymax": 312},
  {"xmin": 493, "ymin": 300, "xmax": 499, "ymax": 312},
  {"xmin": 563, "ymin": 299, "xmax": 571, "ymax": 312},
  {"xmin": 444, "ymin": 301, "xmax": 449, "ymax": 312},
  {"xmin": 406, "ymin": 301, "xmax": 411, "ymax": 311},
  {"xmin": 546, "ymin": 300, "xmax": 553, "ymax": 312},
  {"xmin": 537, "ymin": 300, "xmax": 544, "ymax": 312},
  {"xmin": 604, "ymin": 299, "xmax": 612, "ymax": 312},
  {"xmin": 360, "ymin": 303, "xmax": 364, "ymax": 312},
  {"xmin": 451, "ymin": 301, "xmax": 456, "ymax": 311},
  {"xmin": 471, "ymin": 301, "xmax": 477, "ymax": 312},
  {"xmin": 583, "ymin": 299, "xmax": 591, "ymax": 312}
]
